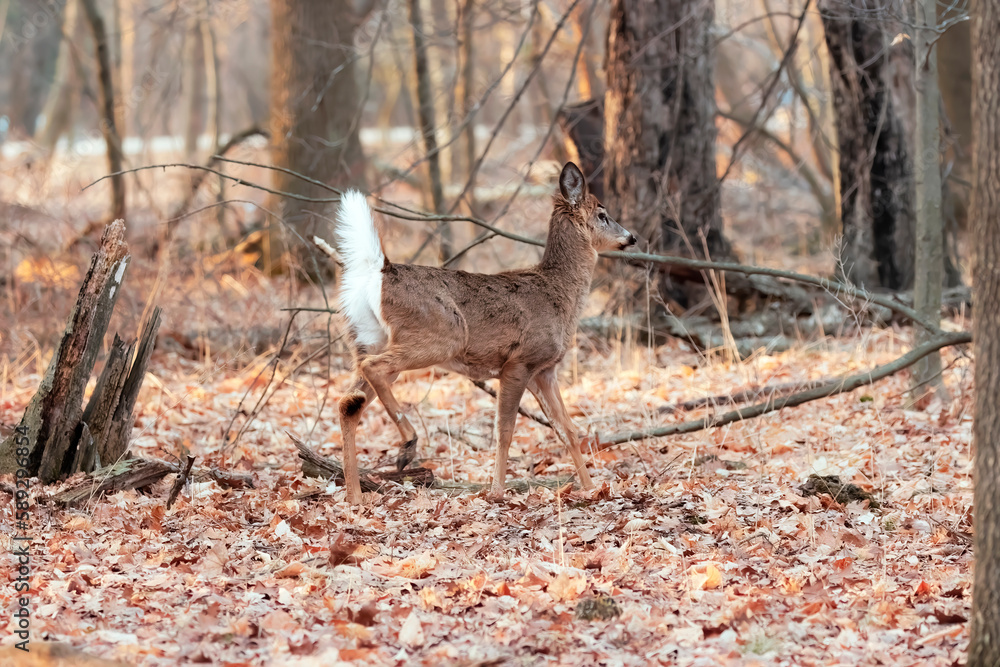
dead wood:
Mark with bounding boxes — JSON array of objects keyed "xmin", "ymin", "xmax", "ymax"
[
  {"xmin": 289, "ymin": 433, "xmax": 436, "ymax": 491},
  {"xmin": 48, "ymin": 458, "xmax": 175, "ymax": 506},
  {"xmin": 432, "ymin": 476, "xmax": 574, "ymax": 496},
  {"xmin": 659, "ymin": 379, "xmax": 832, "ymax": 414},
  {"xmin": 166, "ymin": 455, "xmax": 196, "ymax": 509},
  {"xmin": 99, "ymin": 308, "xmax": 162, "ymax": 465},
  {"xmin": 600, "ymin": 330, "xmax": 970, "ymax": 447},
  {"xmin": 0, "ymin": 221, "xmax": 129, "ymax": 481},
  {"xmin": 74, "ymin": 335, "xmax": 134, "ymax": 473},
  {"xmin": 193, "ymin": 466, "xmax": 254, "ymax": 489},
  {"xmin": 580, "ymin": 303, "xmax": 850, "ymax": 358}
]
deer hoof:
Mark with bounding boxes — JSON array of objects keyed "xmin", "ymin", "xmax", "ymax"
[{"xmin": 395, "ymin": 436, "xmax": 418, "ymax": 471}]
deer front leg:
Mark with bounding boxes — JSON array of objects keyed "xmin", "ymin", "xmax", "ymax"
[
  {"xmin": 338, "ymin": 376, "xmax": 375, "ymax": 504},
  {"xmin": 490, "ymin": 364, "xmax": 531, "ymax": 499},
  {"xmin": 528, "ymin": 368, "xmax": 595, "ymax": 491}
]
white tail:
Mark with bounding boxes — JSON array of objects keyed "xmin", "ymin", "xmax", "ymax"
[{"xmin": 334, "ymin": 190, "xmax": 388, "ymax": 348}]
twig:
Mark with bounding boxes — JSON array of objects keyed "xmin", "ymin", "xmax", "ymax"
[
  {"xmin": 166, "ymin": 126, "xmax": 268, "ymax": 226},
  {"xmin": 658, "ymin": 379, "xmax": 832, "ymax": 414},
  {"xmin": 166, "ymin": 455, "xmax": 195, "ymax": 509},
  {"xmin": 602, "ymin": 330, "xmax": 971, "ymax": 446},
  {"xmin": 717, "ymin": 0, "xmax": 813, "ymax": 185},
  {"xmin": 471, "ymin": 380, "xmax": 551, "ymax": 427},
  {"xmin": 287, "ymin": 431, "xmax": 435, "ymax": 491},
  {"xmin": 88, "ymin": 162, "xmax": 936, "ymax": 331}
]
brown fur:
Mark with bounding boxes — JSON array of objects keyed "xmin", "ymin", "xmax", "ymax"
[{"xmin": 336, "ymin": 162, "xmax": 635, "ymax": 502}]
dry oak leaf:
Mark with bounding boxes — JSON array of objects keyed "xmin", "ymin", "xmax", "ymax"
[
  {"xmin": 688, "ymin": 562, "xmax": 724, "ymax": 590},
  {"xmin": 548, "ymin": 571, "xmax": 588, "ymax": 602},
  {"xmin": 398, "ymin": 611, "xmax": 425, "ymax": 648},
  {"xmin": 376, "ymin": 552, "xmax": 438, "ymax": 579},
  {"xmin": 276, "ymin": 561, "xmax": 306, "ymax": 578}
]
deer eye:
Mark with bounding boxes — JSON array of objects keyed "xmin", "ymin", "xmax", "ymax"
[{"xmin": 598, "ymin": 212, "xmax": 608, "ymax": 224}]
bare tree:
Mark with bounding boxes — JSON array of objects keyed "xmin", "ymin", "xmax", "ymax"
[
  {"xmin": 408, "ymin": 0, "xmax": 451, "ymax": 260},
  {"xmin": 34, "ymin": 0, "xmax": 83, "ymax": 151},
  {"xmin": 267, "ymin": 0, "xmax": 374, "ymax": 270},
  {"xmin": 970, "ymin": 0, "xmax": 1000, "ymax": 662},
  {"xmin": 604, "ymin": 0, "xmax": 732, "ymax": 304},
  {"xmin": 81, "ymin": 0, "xmax": 126, "ymax": 221},
  {"xmin": 910, "ymin": 0, "xmax": 947, "ymax": 401},
  {"xmin": 819, "ymin": 0, "xmax": 913, "ymax": 290}
]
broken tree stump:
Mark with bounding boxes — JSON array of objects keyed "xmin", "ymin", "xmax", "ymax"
[{"xmin": 0, "ymin": 220, "xmax": 163, "ymax": 484}]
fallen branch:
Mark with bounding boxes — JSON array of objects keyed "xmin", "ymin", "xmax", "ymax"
[
  {"xmin": 433, "ymin": 476, "xmax": 574, "ymax": 496},
  {"xmin": 166, "ymin": 455, "xmax": 195, "ymax": 509},
  {"xmin": 658, "ymin": 379, "xmax": 833, "ymax": 414},
  {"xmin": 48, "ymin": 458, "xmax": 174, "ymax": 506},
  {"xmin": 194, "ymin": 466, "xmax": 254, "ymax": 489},
  {"xmin": 601, "ymin": 330, "xmax": 971, "ymax": 447},
  {"xmin": 288, "ymin": 432, "xmax": 435, "ymax": 491}
]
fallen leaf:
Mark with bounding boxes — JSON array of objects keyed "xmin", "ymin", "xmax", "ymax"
[{"xmin": 398, "ymin": 611, "xmax": 425, "ymax": 647}]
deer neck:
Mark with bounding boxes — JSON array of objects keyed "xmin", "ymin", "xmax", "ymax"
[{"xmin": 538, "ymin": 216, "xmax": 597, "ymax": 316}]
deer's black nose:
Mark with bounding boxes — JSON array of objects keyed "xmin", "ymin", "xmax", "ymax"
[{"xmin": 626, "ymin": 233, "xmax": 637, "ymax": 246}]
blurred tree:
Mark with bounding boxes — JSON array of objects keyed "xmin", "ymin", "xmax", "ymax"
[
  {"xmin": 408, "ymin": 0, "xmax": 450, "ymax": 260},
  {"xmin": 34, "ymin": 0, "xmax": 83, "ymax": 150},
  {"xmin": 81, "ymin": 0, "xmax": 125, "ymax": 221},
  {"xmin": 819, "ymin": 0, "xmax": 913, "ymax": 290},
  {"xmin": 267, "ymin": 0, "xmax": 375, "ymax": 271},
  {"xmin": 911, "ymin": 0, "xmax": 948, "ymax": 403},
  {"xmin": 604, "ymin": 0, "xmax": 732, "ymax": 304},
  {"xmin": 820, "ymin": 0, "xmax": 962, "ymax": 292},
  {"xmin": 970, "ymin": 0, "xmax": 1000, "ymax": 661}
]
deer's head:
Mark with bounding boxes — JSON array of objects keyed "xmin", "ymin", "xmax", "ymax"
[{"xmin": 558, "ymin": 162, "xmax": 636, "ymax": 252}]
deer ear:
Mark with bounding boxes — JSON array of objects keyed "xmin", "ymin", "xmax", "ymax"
[{"xmin": 559, "ymin": 162, "xmax": 587, "ymax": 206}]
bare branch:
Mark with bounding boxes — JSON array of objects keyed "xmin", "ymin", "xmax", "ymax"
[{"xmin": 601, "ymin": 330, "xmax": 971, "ymax": 447}]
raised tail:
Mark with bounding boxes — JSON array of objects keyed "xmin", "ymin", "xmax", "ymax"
[{"xmin": 334, "ymin": 190, "xmax": 388, "ymax": 347}]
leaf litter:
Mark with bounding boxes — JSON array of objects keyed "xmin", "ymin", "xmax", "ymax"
[{"xmin": 0, "ymin": 280, "xmax": 974, "ymax": 666}]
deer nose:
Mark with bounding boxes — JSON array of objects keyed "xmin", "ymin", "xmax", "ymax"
[{"xmin": 625, "ymin": 233, "xmax": 637, "ymax": 247}]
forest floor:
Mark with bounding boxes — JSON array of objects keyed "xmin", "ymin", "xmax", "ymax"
[
  {"xmin": 0, "ymin": 149, "xmax": 974, "ymax": 665},
  {"xmin": 1, "ymin": 275, "xmax": 974, "ymax": 666}
]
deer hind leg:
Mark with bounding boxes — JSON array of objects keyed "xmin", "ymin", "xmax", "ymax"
[
  {"xmin": 490, "ymin": 363, "xmax": 531, "ymax": 499},
  {"xmin": 358, "ymin": 354, "xmax": 422, "ymax": 471},
  {"xmin": 528, "ymin": 368, "xmax": 595, "ymax": 491},
  {"xmin": 339, "ymin": 375, "xmax": 376, "ymax": 504}
]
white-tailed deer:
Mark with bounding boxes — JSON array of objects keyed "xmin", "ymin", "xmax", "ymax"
[{"xmin": 321, "ymin": 162, "xmax": 635, "ymax": 503}]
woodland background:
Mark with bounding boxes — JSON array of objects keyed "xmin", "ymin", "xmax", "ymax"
[{"xmin": 0, "ymin": 0, "xmax": 994, "ymax": 664}]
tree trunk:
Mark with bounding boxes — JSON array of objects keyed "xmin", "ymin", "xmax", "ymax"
[
  {"xmin": 819, "ymin": 0, "xmax": 913, "ymax": 290},
  {"xmin": 604, "ymin": 0, "xmax": 731, "ymax": 277},
  {"xmin": 182, "ymin": 16, "xmax": 205, "ymax": 162},
  {"xmin": 969, "ymin": 0, "xmax": 1000, "ymax": 661},
  {"xmin": 34, "ymin": 0, "xmax": 83, "ymax": 151},
  {"xmin": 408, "ymin": 0, "xmax": 451, "ymax": 261},
  {"xmin": 267, "ymin": 0, "xmax": 371, "ymax": 271},
  {"xmin": 937, "ymin": 0, "xmax": 972, "ymax": 236},
  {"xmin": 80, "ymin": 0, "xmax": 126, "ymax": 221},
  {"xmin": 456, "ymin": 0, "xmax": 478, "ymax": 215},
  {"xmin": 0, "ymin": 222, "xmax": 129, "ymax": 481},
  {"xmin": 910, "ymin": 0, "xmax": 947, "ymax": 402}
]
